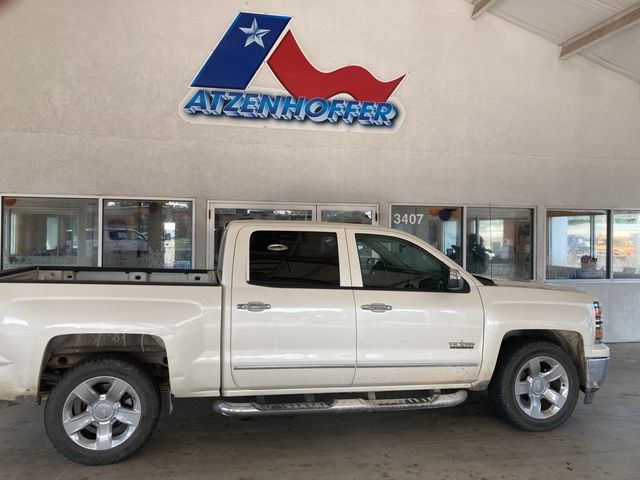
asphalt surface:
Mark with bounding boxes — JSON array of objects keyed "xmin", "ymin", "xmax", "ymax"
[{"xmin": 0, "ymin": 343, "xmax": 637, "ymax": 479}]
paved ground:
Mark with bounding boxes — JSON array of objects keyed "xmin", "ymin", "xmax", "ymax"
[{"xmin": 0, "ymin": 343, "xmax": 638, "ymax": 480}]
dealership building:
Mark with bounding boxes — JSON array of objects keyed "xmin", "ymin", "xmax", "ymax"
[{"xmin": 1, "ymin": 0, "xmax": 640, "ymax": 342}]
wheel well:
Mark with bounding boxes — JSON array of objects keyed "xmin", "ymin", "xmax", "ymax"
[
  {"xmin": 39, "ymin": 334, "xmax": 170, "ymax": 399},
  {"xmin": 494, "ymin": 330, "xmax": 586, "ymax": 388}
]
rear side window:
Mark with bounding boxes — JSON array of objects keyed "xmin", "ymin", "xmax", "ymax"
[{"xmin": 249, "ymin": 231, "xmax": 340, "ymax": 287}]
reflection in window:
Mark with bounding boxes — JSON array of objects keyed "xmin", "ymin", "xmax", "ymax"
[
  {"xmin": 320, "ymin": 209, "xmax": 374, "ymax": 224},
  {"xmin": 103, "ymin": 200, "xmax": 193, "ymax": 269},
  {"xmin": 612, "ymin": 211, "xmax": 640, "ymax": 279},
  {"xmin": 212, "ymin": 207, "xmax": 313, "ymax": 267},
  {"xmin": 249, "ymin": 231, "xmax": 340, "ymax": 287},
  {"xmin": 547, "ymin": 210, "xmax": 607, "ymax": 280},
  {"xmin": 390, "ymin": 205, "xmax": 462, "ymax": 265},
  {"xmin": 467, "ymin": 207, "xmax": 533, "ymax": 280},
  {"xmin": 2, "ymin": 197, "xmax": 98, "ymax": 269},
  {"xmin": 356, "ymin": 234, "xmax": 449, "ymax": 291}
]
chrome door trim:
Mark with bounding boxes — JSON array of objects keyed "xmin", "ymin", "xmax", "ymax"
[
  {"xmin": 234, "ymin": 362, "xmax": 479, "ymax": 371},
  {"xmin": 357, "ymin": 363, "xmax": 479, "ymax": 369},
  {"xmin": 233, "ymin": 364, "xmax": 355, "ymax": 371}
]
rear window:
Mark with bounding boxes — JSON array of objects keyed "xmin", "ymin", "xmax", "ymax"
[{"xmin": 249, "ymin": 230, "xmax": 340, "ymax": 288}]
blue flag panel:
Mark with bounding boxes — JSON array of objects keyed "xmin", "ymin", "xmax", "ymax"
[{"xmin": 192, "ymin": 12, "xmax": 291, "ymax": 90}]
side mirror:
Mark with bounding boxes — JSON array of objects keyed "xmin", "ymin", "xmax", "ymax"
[{"xmin": 448, "ymin": 269, "xmax": 464, "ymax": 291}]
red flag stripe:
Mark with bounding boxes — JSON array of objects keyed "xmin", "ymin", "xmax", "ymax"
[{"xmin": 267, "ymin": 31, "xmax": 405, "ymax": 103}]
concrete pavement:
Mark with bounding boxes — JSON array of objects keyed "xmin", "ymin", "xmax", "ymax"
[{"xmin": 0, "ymin": 343, "xmax": 638, "ymax": 479}]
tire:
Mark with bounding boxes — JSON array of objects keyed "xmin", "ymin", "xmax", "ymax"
[
  {"xmin": 488, "ymin": 341, "xmax": 579, "ymax": 431},
  {"xmin": 44, "ymin": 356, "xmax": 160, "ymax": 465}
]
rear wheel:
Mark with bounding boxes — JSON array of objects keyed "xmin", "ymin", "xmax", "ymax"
[
  {"xmin": 44, "ymin": 357, "xmax": 160, "ymax": 465},
  {"xmin": 489, "ymin": 341, "xmax": 579, "ymax": 431}
]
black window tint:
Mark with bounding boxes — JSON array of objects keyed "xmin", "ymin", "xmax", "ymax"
[
  {"xmin": 250, "ymin": 231, "xmax": 340, "ymax": 287},
  {"xmin": 356, "ymin": 234, "xmax": 449, "ymax": 291}
]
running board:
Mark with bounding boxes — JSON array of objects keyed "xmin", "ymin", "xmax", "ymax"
[{"xmin": 213, "ymin": 390, "xmax": 468, "ymax": 417}]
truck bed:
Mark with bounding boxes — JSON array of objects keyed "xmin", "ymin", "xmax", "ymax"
[{"xmin": 0, "ymin": 266, "xmax": 218, "ymax": 285}]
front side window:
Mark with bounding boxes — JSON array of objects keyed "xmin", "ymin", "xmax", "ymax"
[
  {"xmin": 356, "ymin": 234, "xmax": 450, "ymax": 291},
  {"xmin": 2, "ymin": 197, "xmax": 99, "ymax": 269},
  {"xmin": 547, "ymin": 210, "xmax": 607, "ymax": 280},
  {"xmin": 249, "ymin": 231, "xmax": 340, "ymax": 287},
  {"xmin": 103, "ymin": 199, "xmax": 193, "ymax": 269}
]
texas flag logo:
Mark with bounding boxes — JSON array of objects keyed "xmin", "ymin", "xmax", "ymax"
[{"xmin": 179, "ymin": 12, "xmax": 407, "ymax": 131}]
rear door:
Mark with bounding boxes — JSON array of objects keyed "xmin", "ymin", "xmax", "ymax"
[{"xmin": 230, "ymin": 225, "xmax": 356, "ymax": 390}]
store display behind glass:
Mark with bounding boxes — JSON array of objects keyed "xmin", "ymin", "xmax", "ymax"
[
  {"xmin": 2, "ymin": 197, "xmax": 98, "ymax": 269},
  {"xmin": 612, "ymin": 211, "xmax": 640, "ymax": 279},
  {"xmin": 466, "ymin": 207, "xmax": 533, "ymax": 280},
  {"xmin": 102, "ymin": 200, "xmax": 193, "ymax": 269}
]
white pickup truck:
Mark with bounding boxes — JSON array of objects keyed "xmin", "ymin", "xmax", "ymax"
[{"xmin": 0, "ymin": 220, "xmax": 609, "ymax": 465}]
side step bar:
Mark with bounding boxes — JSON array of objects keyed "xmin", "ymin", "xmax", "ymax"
[{"xmin": 213, "ymin": 390, "xmax": 468, "ymax": 417}]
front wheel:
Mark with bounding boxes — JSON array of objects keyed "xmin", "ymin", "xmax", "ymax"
[
  {"xmin": 489, "ymin": 341, "xmax": 579, "ymax": 431},
  {"xmin": 44, "ymin": 357, "xmax": 160, "ymax": 465}
]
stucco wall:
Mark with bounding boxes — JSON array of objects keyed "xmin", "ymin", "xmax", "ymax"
[{"xmin": 0, "ymin": 0, "xmax": 639, "ymax": 341}]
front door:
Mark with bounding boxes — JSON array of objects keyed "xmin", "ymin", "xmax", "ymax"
[
  {"xmin": 230, "ymin": 226, "xmax": 356, "ymax": 390},
  {"xmin": 348, "ymin": 231, "xmax": 484, "ymax": 387}
]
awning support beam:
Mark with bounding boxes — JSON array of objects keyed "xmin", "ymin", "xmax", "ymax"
[
  {"xmin": 560, "ymin": 3, "xmax": 640, "ymax": 59},
  {"xmin": 471, "ymin": 0, "xmax": 501, "ymax": 20}
]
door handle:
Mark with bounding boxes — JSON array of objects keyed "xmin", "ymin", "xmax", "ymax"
[
  {"xmin": 237, "ymin": 301, "xmax": 272, "ymax": 312},
  {"xmin": 361, "ymin": 303, "xmax": 393, "ymax": 313}
]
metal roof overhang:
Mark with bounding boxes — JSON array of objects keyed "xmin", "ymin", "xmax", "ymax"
[{"xmin": 469, "ymin": 0, "xmax": 640, "ymax": 83}]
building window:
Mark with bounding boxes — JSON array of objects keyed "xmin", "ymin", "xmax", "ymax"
[
  {"xmin": 390, "ymin": 205, "xmax": 463, "ymax": 265},
  {"xmin": 612, "ymin": 211, "xmax": 640, "ymax": 279},
  {"xmin": 547, "ymin": 210, "xmax": 607, "ymax": 280},
  {"xmin": 466, "ymin": 207, "xmax": 533, "ymax": 280},
  {"xmin": 2, "ymin": 197, "xmax": 99, "ymax": 270},
  {"xmin": 318, "ymin": 206, "xmax": 376, "ymax": 224},
  {"xmin": 249, "ymin": 230, "xmax": 340, "ymax": 287},
  {"xmin": 102, "ymin": 199, "xmax": 193, "ymax": 269}
]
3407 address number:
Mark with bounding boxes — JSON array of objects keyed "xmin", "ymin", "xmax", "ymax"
[{"xmin": 393, "ymin": 213, "xmax": 424, "ymax": 225}]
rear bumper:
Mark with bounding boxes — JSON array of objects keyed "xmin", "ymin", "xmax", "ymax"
[{"xmin": 583, "ymin": 356, "xmax": 609, "ymax": 404}]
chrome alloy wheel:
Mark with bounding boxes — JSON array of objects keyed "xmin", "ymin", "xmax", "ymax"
[
  {"xmin": 61, "ymin": 376, "xmax": 142, "ymax": 451},
  {"xmin": 514, "ymin": 356, "xmax": 569, "ymax": 420}
]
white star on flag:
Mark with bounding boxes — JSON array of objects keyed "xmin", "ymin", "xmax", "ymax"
[{"xmin": 239, "ymin": 19, "xmax": 270, "ymax": 48}]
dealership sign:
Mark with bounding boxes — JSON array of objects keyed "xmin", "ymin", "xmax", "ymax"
[{"xmin": 179, "ymin": 12, "xmax": 406, "ymax": 132}]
